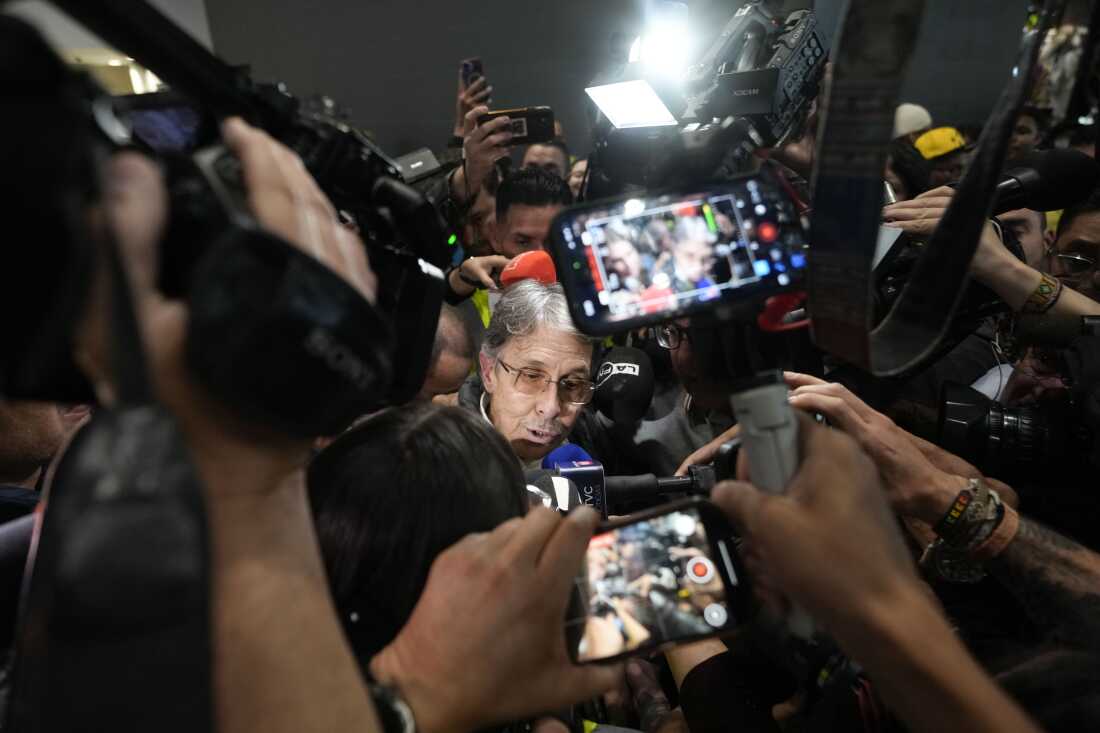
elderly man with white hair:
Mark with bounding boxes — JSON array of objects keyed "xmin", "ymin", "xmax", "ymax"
[{"xmin": 459, "ymin": 279, "xmax": 596, "ymax": 468}]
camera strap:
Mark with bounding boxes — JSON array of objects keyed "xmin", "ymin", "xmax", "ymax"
[
  {"xmin": 809, "ymin": 0, "xmax": 1065, "ymax": 376},
  {"xmin": 6, "ymin": 228, "xmax": 212, "ymax": 732}
]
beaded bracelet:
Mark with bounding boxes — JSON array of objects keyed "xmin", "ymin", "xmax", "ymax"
[{"xmin": 1021, "ymin": 273, "xmax": 1064, "ymax": 315}]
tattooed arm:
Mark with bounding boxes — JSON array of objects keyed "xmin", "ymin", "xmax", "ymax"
[
  {"xmin": 988, "ymin": 519, "xmax": 1100, "ymax": 652},
  {"xmin": 778, "ymin": 374, "xmax": 1099, "ymax": 650}
]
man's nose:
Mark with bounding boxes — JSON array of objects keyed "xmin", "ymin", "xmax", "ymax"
[{"xmin": 534, "ymin": 380, "xmax": 561, "ymax": 419}]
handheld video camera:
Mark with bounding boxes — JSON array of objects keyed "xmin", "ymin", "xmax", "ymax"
[
  {"xmin": 0, "ymin": 0, "xmax": 448, "ymax": 436},
  {"xmin": 584, "ymin": 0, "xmax": 827, "ymax": 197}
]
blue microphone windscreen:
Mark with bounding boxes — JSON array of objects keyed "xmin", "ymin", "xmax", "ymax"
[{"xmin": 541, "ymin": 443, "xmax": 594, "ymax": 469}]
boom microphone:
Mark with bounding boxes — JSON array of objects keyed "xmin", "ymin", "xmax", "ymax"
[{"xmin": 992, "ymin": 149, "xmax": 1100, "ymax": 215}]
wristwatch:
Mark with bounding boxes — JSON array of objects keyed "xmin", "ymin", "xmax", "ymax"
[{"xmin": 368, "ymin": 683, "xmax": 417, "ymax": 733}]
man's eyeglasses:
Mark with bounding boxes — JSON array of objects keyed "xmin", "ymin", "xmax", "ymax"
[
  {"xmin": 1048, "ymin": 249, "xmax": 1097, "ymax": 278},
  {"xmin": 654, "ymin": 323, "xmax": 690, "ymax": 350},
  {"xmin": 496, "ymin": 358, "xmax": 595, "ymax": 405}
]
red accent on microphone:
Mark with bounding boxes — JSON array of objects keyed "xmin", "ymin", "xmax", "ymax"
[{"xmin": 500, "ymin": 250, "xmax": 558, "ymax": 287}]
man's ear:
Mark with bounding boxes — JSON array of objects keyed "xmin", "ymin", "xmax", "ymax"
[{"xmin": 479, "ymin": 351, "xmax": 496, "ymax": 394}]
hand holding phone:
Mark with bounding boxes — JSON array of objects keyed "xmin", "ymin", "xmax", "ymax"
[
  {"xmin": 566, "ymin": 497, "xmax": 748, "ymax": 664},
  {"xmin": 455, "ymin": 58, "xmax": 492, "ymax": 137},
  {"xmin": 460, "ymin": 105, "xmax": 513, "ymax": 200},
  {"xmin": 477, "ymin": 107, "xmax": 555, "ymax": 147}
]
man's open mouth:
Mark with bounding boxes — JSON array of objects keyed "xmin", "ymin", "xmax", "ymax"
[{"xmin": 525, "ymin": 427, "xmax": 559, "ymax": 444}]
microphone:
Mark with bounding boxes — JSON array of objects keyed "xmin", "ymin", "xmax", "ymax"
[
  {"xmin": 500, "ymin": 250, "xmax": 557, "ymax": 288},
  {"xmin": 593, "ymin": 347, "xmax": 655, "ymax": 425},
  {"xmin": 541, "ymin": 443, "xmax": 594, "ymax": 467},
  {"xmin": 1014, "ymin": 314, "xmax": 1100, "ymax": 348},
  {"xmin": 992, "ymin": 149, "xmax": 1100, "ymax": 215},
  {"xmin": 541, "ymin": 444, "xmax": 608, "ymax": 518},
  {"xmin": 525, "ymin": 469, "xmax": 582, "ymax": 512},
  {"xmin": 604, "ymin": 465, "xmax": 717, "ymax": 507}
]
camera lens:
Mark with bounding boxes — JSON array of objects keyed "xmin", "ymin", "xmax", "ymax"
[{"xmin": 938, "ymin": 382, "xmax": 1060, "ymax": 477}]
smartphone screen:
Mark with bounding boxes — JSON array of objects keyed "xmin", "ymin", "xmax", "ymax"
[
  {"xmin": 566, "ymin": 502, "xmax": 743, "ymax": 663},
  {"xmin": 549, "ymin": 174, "xmax": 809, "ymax": 335}
]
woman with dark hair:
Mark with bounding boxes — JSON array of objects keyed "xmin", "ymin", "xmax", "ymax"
[
  {"xmin": 307, "ymin": 402, "xmax": 528, "ymax": 664},
  {"xmin": 308, "ymin": 404, "xmax": 580, "ymax": 732}
]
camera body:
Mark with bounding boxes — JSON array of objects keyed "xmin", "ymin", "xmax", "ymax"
[
  {"xmin": 682, "ymin": 6, "xmax": 825, "ymax": 151},
  {"xmin": 585, "ymin": 2, "xmax": 827, "ymax": 197},
  {"xmin": 1, "ymin": 6, "xmax": 448, "ymax": 434}
]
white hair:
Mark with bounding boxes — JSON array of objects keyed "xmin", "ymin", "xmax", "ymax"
[{"xmin": 481, "ymin": 280, "xmax": 590, "ymax": 358}]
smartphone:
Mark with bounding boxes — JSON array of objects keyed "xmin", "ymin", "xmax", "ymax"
[
  {"xmin": 112, "ymin": 91, "xmax": 209, "ymax": 154},
  {"xmin": 477, "ymin": 106, "xmax": 555, "ymax": 147},
  {"xmin": 461, "ymin": 57, "xmax": 484, "ymax": 88},
  {"xmin": 566, "ymin": 497, "xmax": 749, "ymax": 664},
  {"xmin": 548, "ymin": 173, "xmax": 809, "ymax": 335}
]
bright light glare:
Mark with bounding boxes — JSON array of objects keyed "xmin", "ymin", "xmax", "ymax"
[
  {"xmin": 586, "ymin": 80, "xmax": 678, "ymax": 129},
  {"xmin": 128, "ymin": 65, "xmax": 146, "ymax": 93},
  {"xmin": 623, "ymin": 198, "xmax": 646, "ymax": 218},
  {"xmin": 640, "ymin": 21, "xmax": 692, "ymax": 77},
  {"xmin": 628, "ymin": 2, "xmax": 693, "ymax": 78}
]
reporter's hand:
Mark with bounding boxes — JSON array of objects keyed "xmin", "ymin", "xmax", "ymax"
[
  {"xmin": 449, "ymin": 254, "xmax": 511, "ymax": 296},
  {"xmin": 882, "ymin": 186, "xmax": 1014, "ymax": 286},
  {"xmin": 881, "ymin": 185, "xmax": 953, "ymax": 237},
  {"xmin": 783, "ymin": 372, "xmax": 964, "ymax": 523},
  {"xmin": 370, "ymin": 507, "xmax": 621, "ymax": 733},
  {"xmin": 454, "ymin": 66, "xmax": 492, "ymax": 138},
  {"xmin": 674, "ymin": 424, "xmax": 740, "ymax": 476},
  {"xmin": 712, "ymin": 415, "xmax": 920, "ymax": 631},
  {"xmin": 222, "ymin": 118, "xmax": 377, "ymax": 303}
]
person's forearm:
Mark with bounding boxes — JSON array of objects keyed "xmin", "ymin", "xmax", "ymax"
[
  {"xmin": 447, "ymin": 267, "xmax": 476, "ymax": 299},
  {"xmin": 974, "ymin": 255, "xmax": 1100, "ymax": 315},
  {"xmin": 205, "ymin": 470, "xmax": 381, "ymax": 733},
  {"xmin": 449, "ymin": 164, "xmax": 468, "ymax": 205},
  {"xmin": 988, "ymin": 517, "xmax": 1100, "ymax": 651},
  {"xmin": 829, "ymin": 585, "xmax": 1041, "ymax": 733},
  {"xmin": 665, "ymin": 638, "xmax": 727, "ymax": 689}
]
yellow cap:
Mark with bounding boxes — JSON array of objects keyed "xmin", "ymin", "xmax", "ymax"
[{"xmin": 914, "ymin": 127, "xmax": 967, "ymax": 160}]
